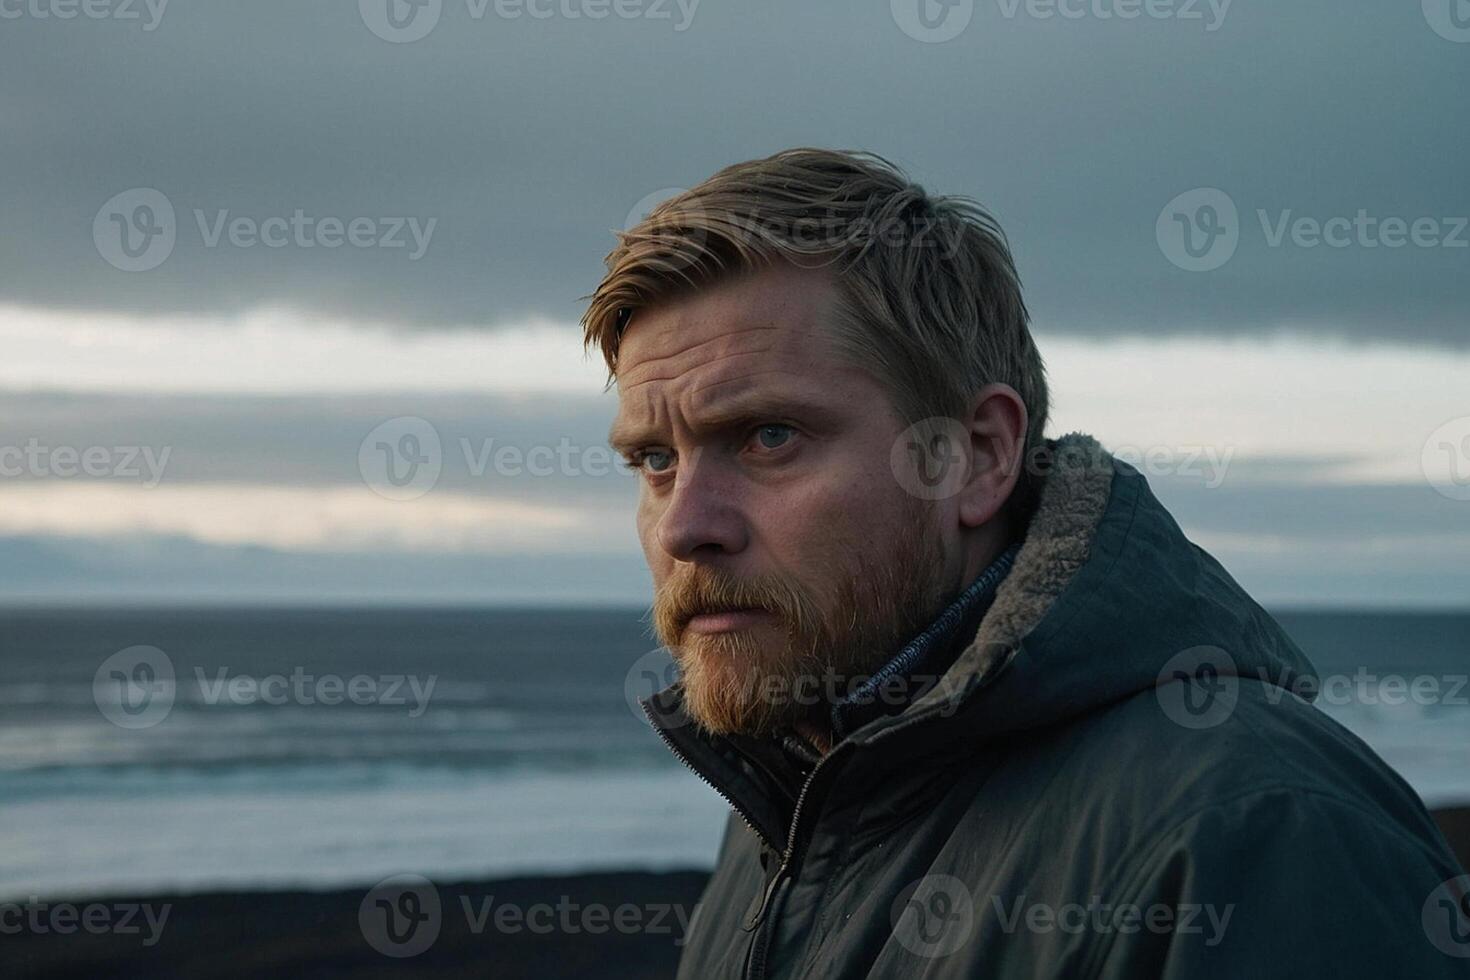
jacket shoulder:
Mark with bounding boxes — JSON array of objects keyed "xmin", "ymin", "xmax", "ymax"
[{"xmin": 968, "ymin": 677, "xmax": 1461, "ymax": 899}]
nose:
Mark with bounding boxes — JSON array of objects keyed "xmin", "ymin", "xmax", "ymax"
[{"xmin": 653, "ymin": 455, "xmax": 749, "ymax": 561}]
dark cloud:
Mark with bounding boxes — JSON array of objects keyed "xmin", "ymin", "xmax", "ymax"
[
  {"xmin": 1, "ymin": 0, "xmax": 1466, "ymax": 342},
  {"xmin": 0, "ymin": 391, "xmax": 633, "ymax": 505}
]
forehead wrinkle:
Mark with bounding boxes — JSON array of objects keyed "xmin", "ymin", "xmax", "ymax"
[
  {"xmin": 682, "ymin": 368, "xmax": 813, "ymax": 417},
  {"xmin": 616, "ymin": 322, "xmax": 788, "ymax": 391},
  {"xmin": 618, "ymin": 347, "xmax": 780, "ymax": 394},
  {"xmin": 608, "ymin": 386, "xmax": 667, "ymax": 448},
  {"xmin": 611, "ymin": 367, "xmax": 813, "ymax": 450}
]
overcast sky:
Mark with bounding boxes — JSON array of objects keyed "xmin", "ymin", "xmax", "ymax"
[{"xmin": 1, "ymin": 0, "xmax": 1467, "ymax": 605}]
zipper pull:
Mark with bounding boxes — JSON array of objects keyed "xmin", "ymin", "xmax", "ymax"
[{"xmin": 742, "ymin": 863, "xmax": 786, "ymax": 931}]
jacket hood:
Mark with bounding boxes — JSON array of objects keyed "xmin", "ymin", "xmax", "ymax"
[{"xmin": 852, "ymin": 432, "xmax": 1319, "ymax": 747}]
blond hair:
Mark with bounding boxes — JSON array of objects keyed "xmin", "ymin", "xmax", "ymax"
[{"xmin": 582, "ymin": 147, "xmax": 1049, "ymax": 512}]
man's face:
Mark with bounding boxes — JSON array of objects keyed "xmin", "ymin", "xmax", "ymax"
[{"xmin": 610, "ymin": 264, "xmax": 960, "ymax": 737}]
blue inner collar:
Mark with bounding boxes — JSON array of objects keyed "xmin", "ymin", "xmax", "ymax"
[{"xmin": 829, "ymin": 541, "xmax": 1020, "ymax": 739}]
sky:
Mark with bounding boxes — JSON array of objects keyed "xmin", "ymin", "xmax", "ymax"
[{"xmin": 1, "ymin": 0, "xmax": 1467, "ymax": 606}]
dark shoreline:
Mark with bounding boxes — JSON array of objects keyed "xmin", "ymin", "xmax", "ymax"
[
  {"xmin": 7, "ymin": 808, "xmax": 1468, "ymax": 980},
  {"xmin": 4, "ymin": 869, "xmax": 712, "ymax": 980}
]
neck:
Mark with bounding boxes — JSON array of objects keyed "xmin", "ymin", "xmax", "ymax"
[{"xmin": 957, "ymin": 513, "xmax": 1016, "ymax": 592}]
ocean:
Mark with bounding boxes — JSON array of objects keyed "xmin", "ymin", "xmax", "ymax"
[{"xmin": 1, "ymin": 607, "xmax": 1466, "ymax": 901}]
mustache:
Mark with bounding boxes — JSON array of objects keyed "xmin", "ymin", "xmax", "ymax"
[{"xmin": 652, "ymin": 565, "xmax": 820, "ymax": 642}]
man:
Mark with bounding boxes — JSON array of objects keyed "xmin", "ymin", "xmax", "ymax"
[{"xmin": 582, "ymin": 148, "xmax": 1470, "ymax": 978}]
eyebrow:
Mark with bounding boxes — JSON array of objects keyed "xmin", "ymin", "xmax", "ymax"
[{"xmin": 607, "ymin": 390, "xmax": 839, "ymax": 454}]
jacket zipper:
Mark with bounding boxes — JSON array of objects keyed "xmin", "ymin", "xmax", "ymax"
[
  {"xmin": 640, "ymin": 699, "xmax": 777, "ymax": 852},
  {"xmin": 645, "ymin": 657, "xmax": 1012, "ymax": 980},
  {"xmin": 744, "ymin": 740, "xmax": 853, "ymax": 980},
  {"xmin": 741, "ymin": 671, "xmax": 1012, "ymax": 979}
]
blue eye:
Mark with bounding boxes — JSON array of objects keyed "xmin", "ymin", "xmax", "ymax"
[
  {"xmin": 755, "ymin": 424, "xmax": 794, "ymax": 450},
  {"xmin": 641, "ymin": 449, "xmax": 674, "ymax": 472}
]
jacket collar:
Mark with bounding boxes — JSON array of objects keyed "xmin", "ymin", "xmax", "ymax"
[
  {"xmin": 854, "ymin": 431, "xmax": 1317, "ymax": 746},
  {"xmin": 828, "ymin": 540, "xmax": 1019, "ymax": 740}
]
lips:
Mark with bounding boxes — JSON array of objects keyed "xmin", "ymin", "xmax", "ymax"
[{"xmin": 683, "ymin": 607, "xmax": 772, "ymax": 634}]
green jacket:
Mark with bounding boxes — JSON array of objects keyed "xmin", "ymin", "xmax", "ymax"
[{"xmin": 644, "ymin": 434, "xmax": 1470, "ymax": 979}]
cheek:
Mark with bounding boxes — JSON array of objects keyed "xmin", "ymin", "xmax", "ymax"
[
  {"xmin": 849, "ymin": 443, "xmax": 922, "ymax": 533},
  {"xmin": 754, "ymin": 482, "xmax": 873, "ymax": 578},
  {"xmin": 635, "ymin": 495, "xmax": 670, "ymax": 579},
  {"xmin": 792, "ymin": 468, "xmax": 916, "ymax": 568}
]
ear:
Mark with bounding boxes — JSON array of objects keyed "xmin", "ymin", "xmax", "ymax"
[{"xmin": 957, "ymin": 383, "xmax": 1028, "ymax": 529}]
